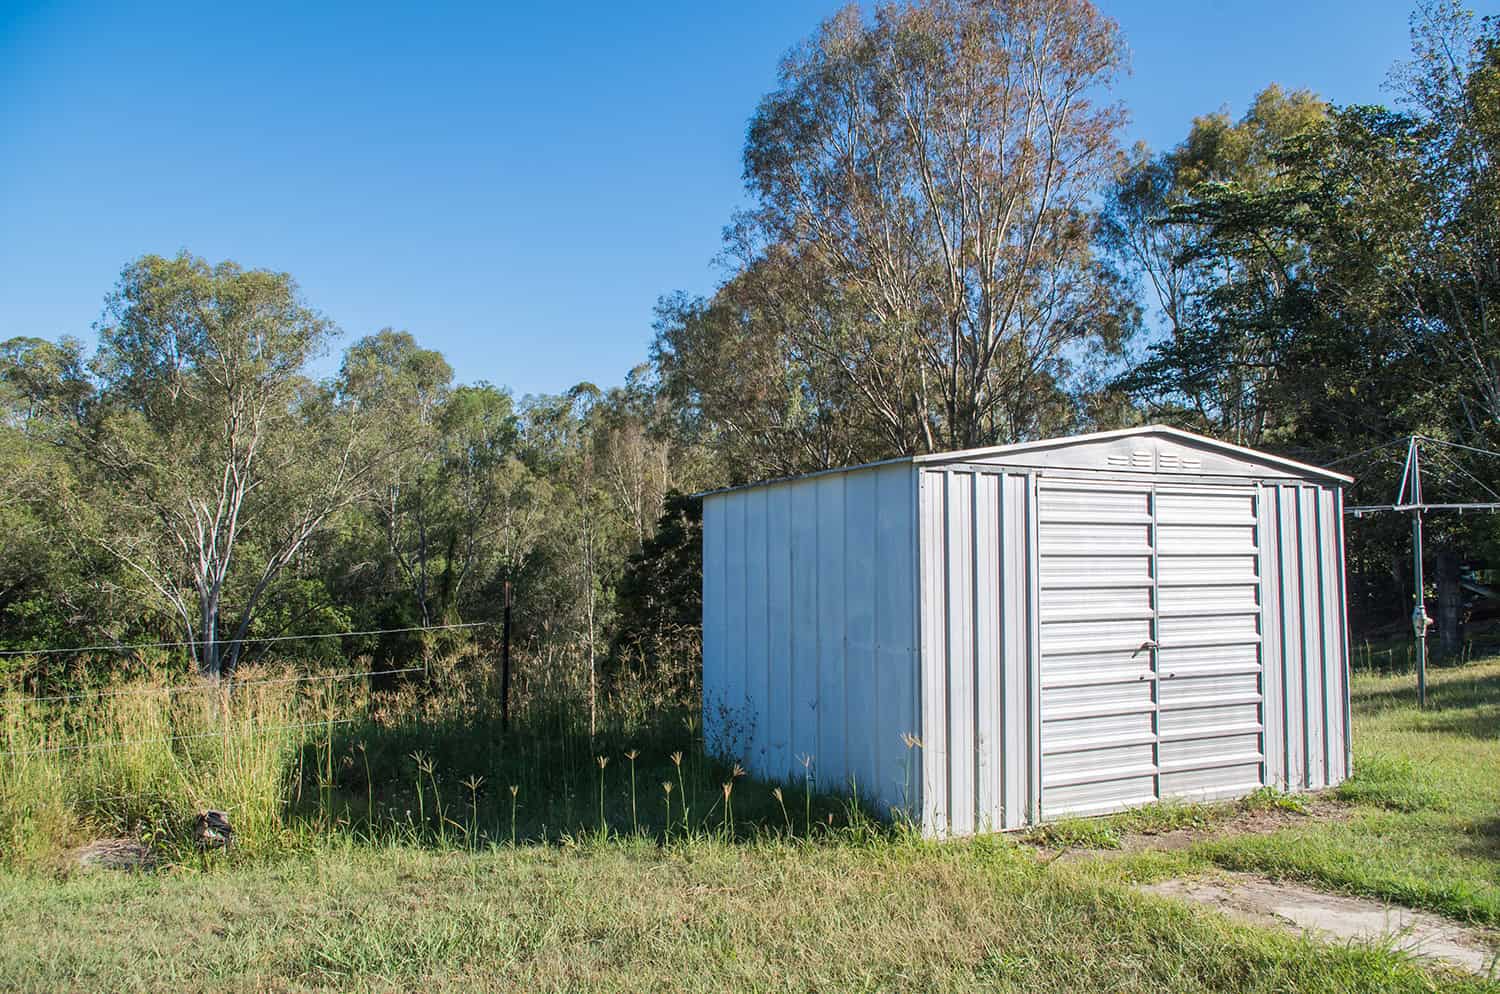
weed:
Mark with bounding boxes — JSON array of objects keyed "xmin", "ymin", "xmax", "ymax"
[{"xmin": 1238, "ymin": 786, "xmax": 1309, "ymax": 815}]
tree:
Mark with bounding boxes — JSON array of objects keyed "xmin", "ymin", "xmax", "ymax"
[
  {"xmin": 78, "ymin": 253, "xmax": 397, "ymax": 679},
  {"xmin": 736, "ymin": 0, "xmax": 1135, "ymax": 453},
  {"xmin": 609, "ymin": 492, "xmax": 703, "ymax": 697},
  {"xmin": 0, "ymin": 338, "xmax": 116, "ymax": 657},
  {"xmin": 1101, "ymin": 85, "xmax": 1331, "ymax": 445},
  {"xmin": 343, "ymin": 329, "xmax": 454, "ymax": 627}
]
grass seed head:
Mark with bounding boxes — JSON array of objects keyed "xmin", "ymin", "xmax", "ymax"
[
  {"xmin": 662, "ymin": 781, "xmax": 673, "ymax": 795},
  {"xmin": 670, "ymin": 751, "xmax": 683, "ymax": 768}
]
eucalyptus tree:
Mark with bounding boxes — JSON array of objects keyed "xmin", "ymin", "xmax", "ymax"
[
  {"xmin": 343, "ymin": 328, "xmax": 454, "ymax": 627},
  {"xmin": 0, "ymin": 337, "xmax": 111, "ymax": 652},
  {"xmin": 79, "ymin": 253, "xmax": 399, "ymax": 680},
  {"xmin": 736, "ymin": 0, "xmax": 1136, "ymax": 453}
]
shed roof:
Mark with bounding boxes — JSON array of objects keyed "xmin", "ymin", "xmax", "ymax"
[{"xmin": 697, "ymin": 424, "xmax": 1352, "ymax": 498}]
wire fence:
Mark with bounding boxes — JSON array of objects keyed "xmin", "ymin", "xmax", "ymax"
[
  {"xmin": 0, "ymin": 621, "xmax": 496, "ymax": 759},
  {"xmin": 14, "ymin": 665, "xmax": 429, "ymax": 706},
  {"xmin": 0, "ymin": 621, "xmax": 494, "ymax": 657},
  {"xmin": 2, "ymin": 718, "xmax": 359, "ymax": 758}
]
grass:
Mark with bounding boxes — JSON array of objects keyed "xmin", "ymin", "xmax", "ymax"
[
  {"xmin": 0, "ymin": 653, "xmax": 1498, "ymax": 990},
  {"xmin": 0, "ymin": 834, "xmax": 1490, "ymax": 993},
  {"xmin": 0, "ymin": 655, "xmax": 870, "ymax": 866},
  {"xmin": 1188, "ymin": 659, "xmax": 1500, "ymax": 927}
]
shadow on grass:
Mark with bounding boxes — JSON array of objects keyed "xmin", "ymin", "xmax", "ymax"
[
  {"xmin": 1456, "ymin": 815, "xmax": 1500, "ymax": 864},
  {"xmin": 286, "ymin": 702, "xmax": 896, "ymax": 848},
  {"xmin": 1351, "ymin": 667, "xmax": 1500, "ymax": 732}
]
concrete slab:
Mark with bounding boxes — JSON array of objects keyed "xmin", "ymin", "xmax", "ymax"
[{"xmin": 1143, "ymin": 874, "xmax": 1499, "ymax": 977}]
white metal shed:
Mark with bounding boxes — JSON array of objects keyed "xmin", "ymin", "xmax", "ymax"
[{"xmin": 700, "ymin": 425, "xmax": 1353, "ymax": 836}]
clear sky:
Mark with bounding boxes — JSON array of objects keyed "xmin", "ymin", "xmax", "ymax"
[{"xmin": 2, "ymin": 0, "xmax": 1424, "ymax": 397}]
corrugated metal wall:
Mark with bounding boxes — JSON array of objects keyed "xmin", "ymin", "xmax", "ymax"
[
  {"xmin": 701, "ymin": 462, "xmax": 920, "ymax": 818},
  {"xmin": 916, "ymin": 468, "xmax": 1034, "ymax": 836},
  {"xmin": 913, "ymin": 469, "xmax": 1351, "ymax": 836},
  {"xmin": 1259, "ymin": 483, "xmax": 1351, "ymax": 790},
  {"xmin": 705, "ymin": 449, "xmax": 1350, "ymax": 839}
]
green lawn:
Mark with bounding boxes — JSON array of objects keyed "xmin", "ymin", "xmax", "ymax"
[
  {"xmin": 0, "ymin": 661, "xmax": 1496, "ymax": 993},
  {"xmin": 1194, "ymin": 660, "xmax": 1500, "ymax": 926}
]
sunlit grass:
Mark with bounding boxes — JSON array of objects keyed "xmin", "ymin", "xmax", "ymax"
[{"xmin": 1188, "ymin": 659, "xmax": 1500, "ymax": 926}]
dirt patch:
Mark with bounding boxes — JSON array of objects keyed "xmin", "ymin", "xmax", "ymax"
[
  {"xmin": 1143, "ymin": 873, "xmax": 1499, "ymax": 976},
  {"xmin": 1033, "ymin": 796, "xmax": 1349, "ymax": 865},
  {"xmin": 1126, "ymin": 798, "xmax": 1347, "ymax": 853}
]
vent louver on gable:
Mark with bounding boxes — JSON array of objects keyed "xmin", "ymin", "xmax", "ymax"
[{"xmin": 1157, "ymin": 452, "xmax": 1203, "ymax": 472}]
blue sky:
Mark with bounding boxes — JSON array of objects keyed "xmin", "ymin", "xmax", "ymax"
[{"xmin": 2, "ymin": 0, "xmax": 1421, "ymax": 397}]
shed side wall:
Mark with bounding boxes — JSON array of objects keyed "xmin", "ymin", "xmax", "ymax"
[{"xmin": 701, "ymin": 463, "xmax": 920, "ymax": 817}]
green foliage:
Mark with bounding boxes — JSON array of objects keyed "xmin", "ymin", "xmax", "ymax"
[
  {"xmin": 1238, "ymin": 786, "xmax": 1310, "ymax": 815},
  {"xmin": 609, "ymin": 492, "xmax": 702, "ymax": 696},
  {"xmin": 1102, "ymin": 5, "xmax": 1500, "ymax": 638}
]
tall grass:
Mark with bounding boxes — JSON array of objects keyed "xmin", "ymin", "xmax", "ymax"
[{"xmin": 0, "ymin": 650, "xmax": 877, "ymax": 868}]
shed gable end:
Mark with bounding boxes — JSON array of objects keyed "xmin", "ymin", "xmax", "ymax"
[{"xmin": 939, "ymin": 431, "xmax": 1328, "ymax": 481}]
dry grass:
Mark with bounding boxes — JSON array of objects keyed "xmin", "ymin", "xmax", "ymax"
[
  {"xmin": 1, "ymin": 836, "xmax": 1487, "ymax": 993},
  {"xmin": 2, "ymin": 655, "xmax": 1498, "ymax": 991}
]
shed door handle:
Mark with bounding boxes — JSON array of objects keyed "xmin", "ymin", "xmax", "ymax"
[{"xmin": 1133, "ymin": 639, "xmax": 1158, "ymax": 657}]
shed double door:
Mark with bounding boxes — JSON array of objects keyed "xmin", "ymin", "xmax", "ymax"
[{"xmin": 1036, "ymin": 481, "xmax": 1266, "ymax": 819}]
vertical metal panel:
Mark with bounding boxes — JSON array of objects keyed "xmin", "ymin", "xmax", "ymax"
[
  {"xmin": 1335, "ymin": 488, "xmax": 1353, "ymax": 782},
  {"xmin": 945, "ymin": 471, "xmax": 976, "ymax": 835},
  {"xmin": 973, "ymin": 473, "xmax": 1001, "ymax": 832},
  {"xmin": 1297, "ymin": 487, "xmax": 1325, "ymax": 788},
  {"xmin": 843, "ymin": 469, "xmax": 879, "ymax": 803},
  {"xmin": 916, "ymin": 466, "xmax": 1035, "ymax": 835},
  {"xmin": 918, "ymin": 471, "xmax": 949, "ymax": 835},
  {"xmin": 815, "ymin": 475, "xmax": 847, "ymax": 782},
  {"xmin": 1026, "ymin": 475, "xmax": 1042, "ymax": 826},
  {"xmin": 765, "ymin": 486, "xmax": 793, "ymax": 781},
  {"xmin": 1258, "ymin": 488, "xmax": 1285, "ymax": 789},
  {"xmin": 1277, "ymin": 486, "xmax": 1306, "ymax": 788},
  {"xmin": 1257, "ymin": 481, "xmax": 1351, "ymax": 795},
  {"xmin": 876, "ymin": 464, "xmax": 918, "ymax": 818},
  {"xmin": 1002, "ymin": 473, "xmax": 1031, "ymax": 830},
  {"xmin": 789, "ymin": 480, "xmax": 820, "ymax": 775},
  {"xmin": 702, "ymin": 467, "xmax": 921, "ymax": 820},
  {"xmin": 701, "ymin": 495, "xmax": 726, "ymax": 754},
  {"xmin": 1326, "ymin": 488, "xmax": 1350, "ymax": 785},
  {"xmin": 716, "ymin": 494, "xmax": 749, "ymax": 756},
  {"xmin": 744, "ymin": 488, "xmax": 770, "ymax": 769}
]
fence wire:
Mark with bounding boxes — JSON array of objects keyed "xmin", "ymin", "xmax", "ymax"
[
  {"xmin": 14, "ymin": 665, "xmax": 429, "ymax": 706},
  {"xmin": 0, "ymin": 621, "xmax": 493, "ymax": 658},
  {"xmin": 1, "ymin": 718, "xmax": 358, "ymax": 758}
]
